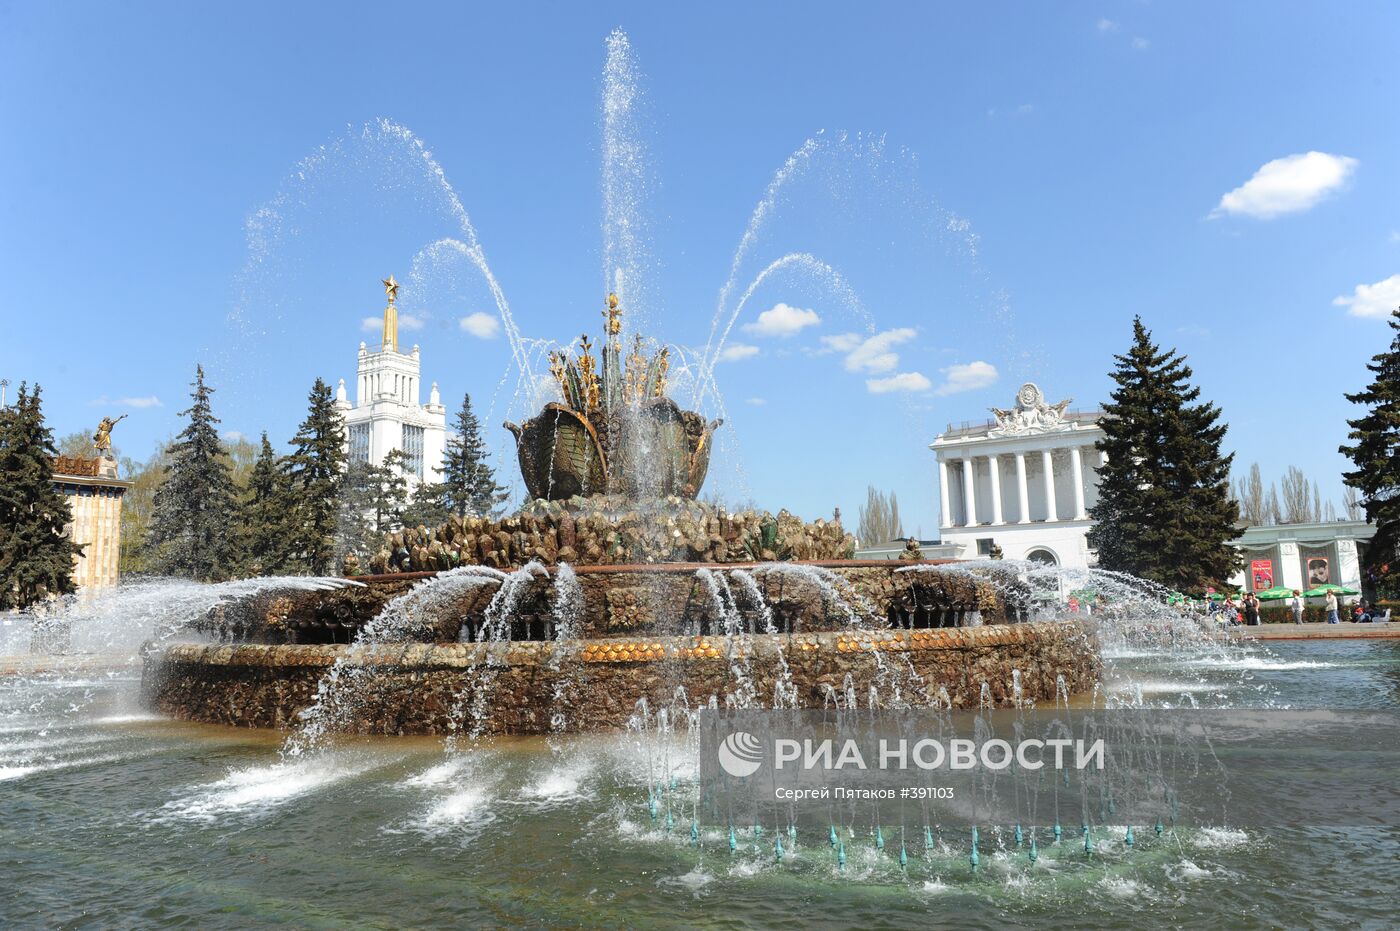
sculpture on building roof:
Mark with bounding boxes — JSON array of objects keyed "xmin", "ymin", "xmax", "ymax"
[
  {"xmin": 93, "ymin": 414, "xmax": 127, "ymax": 455},
  {"xmin": 988, "ymin": 382, "xmax": 1073, "ymax": 437},
  {"xmin": 504, "ymin": 293, "xmax": 723, "ymax": 501}
]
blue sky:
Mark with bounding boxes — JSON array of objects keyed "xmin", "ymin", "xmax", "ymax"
[{"xmin": 3, "ymin": 2, "xmax": 1398, "ymax": 535}]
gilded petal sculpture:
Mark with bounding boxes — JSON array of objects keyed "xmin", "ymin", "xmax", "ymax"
[{"xmin": 505, "ymin": 295, "xmax": 722, "ymax": 501}]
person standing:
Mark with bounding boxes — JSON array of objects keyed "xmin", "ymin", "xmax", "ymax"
[
  {"xmin": 1325, "ymin": 589, "xmax": 1339, "ymax": 624},
  {"xmin": 1289, "ymin": 590, "xmax": 1305, "ymax": 625},
  {"xmin": 1243, "ymin": 592, "xmax": 1261, "ymax": 627}
]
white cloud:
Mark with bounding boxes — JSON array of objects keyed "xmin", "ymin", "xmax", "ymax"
[
  {"xmin": 1333, "ymin": 274, "xmax": 1400, "ymax": 318},
  {"xmin": 1389, "ymin": 230, "xmax": 1400, "ymax": 244},
  {"xmin": 221, "ymin": 430, "xmax": 246, "ymax": 443},
  {"xmin": 719, "ymin": 343, "xmax": 760, "ymax": 362},
  {"xmin": 818, "ymin": 332, "xmax": 863, "ymax": 354},
  {"xmin": 1131, "ymin": 36, "xmax": 1150, "ymax": 50},
  {"xmin": 1211, "ymin": 152, "xmax": 1358, "ymax": 219},
  {"xmin": 742, "ymin": 302, "xmax": 821, "ymax": 338},
  {"xmin": 745, "ymin": 397, "xmax": 767, "ymax": 406},
  {"xmin": 867, "ymin": 372, "xmax": 933, "ymax": 394},
  {"xmin": 933, "ymin": 361, "xmax": 999, "ymax": 396},
  {"xmin": 92, "ymin": 395, "xmax": 162, "ymax": 409},
  {"xmin": 1097, "ymin": 18, "xmax": 1119, "ymax": 32},
  {"xmin": 459, "ymin": 312, "xmax": 501, "ymax": 339},
  {"xmin": 840, "ymin": 328, "xmax": 917, "ymax": 374}
]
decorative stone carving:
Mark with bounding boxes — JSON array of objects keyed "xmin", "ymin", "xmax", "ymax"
[
  {"xmin": 604, "ymin": 587, "xmax": 654, "ymax": 631},
  {"xmin": 989, "ymin": 383, "xmax": 1073, "ymax": 437}
]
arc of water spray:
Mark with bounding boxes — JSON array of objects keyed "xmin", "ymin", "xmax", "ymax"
[
  {"xmin": 232, "ymin": 119, "xmax": 532, "ymax": 386},
  {"xmin": 694, "ymin": 252, "xmax": 870, "ymax": 411},
  {"xmin": 702, "ymin": 137, "xmax": 823, "ymax": 364}
]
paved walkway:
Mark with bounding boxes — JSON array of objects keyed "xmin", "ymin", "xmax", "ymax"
[{"xmin": 1228, "ymin": 621, "xmax": 1400, "ymax": 640}]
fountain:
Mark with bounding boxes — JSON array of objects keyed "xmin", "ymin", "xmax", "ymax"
[
  {"xmin": 142, "ymin": 297, "xmax": 1099, "ymax": 736},
  {"xmin": 3, "ymin": 31, "xmax": 1393, "ymax": 927}
]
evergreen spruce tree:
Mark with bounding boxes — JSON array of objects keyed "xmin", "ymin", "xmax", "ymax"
[
  {"xmin": 1087, "ymin": 318, "xmax": 1241, "ymax": 592},
  {"xmin": 0, "ymin": 384, "xmax": 83, "ymax": 609},
  {"xmin": 334, "ymin": 460, "xmax": 378, "ymax": 562},
  {"xmin": 334, "ymin": 450, "xmax": 409, "ymax": 561},
  {"xmin": 148, "ymin": 366, "xmax": 239, "ymax": 580},
  {"xmin": 284, "ymin": 378, "xmax": 346, "ymax": 574},
  {"xmin": 239, "ymin": 432, "xmax": 294, "ymax": 575},
  {"xmin": 369, "ymin": 449, "xmax": 410, "ymax": 533},
  {"xmin": 1340, "ymin": 308, "xmax": 1400, "ymax": 595},
  {"xmin": 440, "ymin": 393, "xmax": 508, "ymax": 518},
  {"xmin": 401, "ymin": 480, "xmax": 451, "ymax": 530}
]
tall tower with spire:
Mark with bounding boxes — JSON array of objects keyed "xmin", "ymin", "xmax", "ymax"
[{"xmin": 336, "ymin": 276, "xmax": 446, "ymax": 487}]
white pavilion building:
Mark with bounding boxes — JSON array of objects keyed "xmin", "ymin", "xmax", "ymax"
[
  {"xmin": 334, "ymin": 277, "xmax": 447, "ymax": 487},
  {"xmin": 930, "ymin": 383, "xmax": 1106, "ymax": 569},
  {"xmin": 928, "ymin": 381, "xmax": 1374, "ymax": 595}
]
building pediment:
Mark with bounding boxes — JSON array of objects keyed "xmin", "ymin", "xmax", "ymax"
[{"xmin": 988, "ymin": 383, "xmax": 1074, "ymax": 437}]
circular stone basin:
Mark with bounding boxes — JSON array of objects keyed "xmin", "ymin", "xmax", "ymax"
[{"xmin": 143, "ymin": 621, "xmax": 1098, "ymax": 736}]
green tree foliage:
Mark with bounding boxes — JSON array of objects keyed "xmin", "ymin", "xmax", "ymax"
[
  {"xmin": 335, "ymin": 449, "xmax": 411, "ymax": 562},
  {"xmin": 147, "ymin": 366, "xmax": 240, "ymax": 580},
  {"xmin": 117, "ymin": 443, "xmax": 169, "ymax": 575},
  {"xmin": 239, "ymin": 432, "xmax": 295, "ymax": 576},
  {"xmin": 56, "ymin": 430, "xmax": 111, "ymax": 460},
  {"xmin": 857, "ymin": 485, "xmax": 904, "ymax": 545},
  {"xmin": 400, "ymin": 480, "xmax": 452, "ymax": 530},
  {"xmin": 0, "ymin": 384, "xmax": 83, "ymax": 609},
  {"xmin": 1340, "ymin": 309, "xmax": 1400, "ymax": 594},
  {"xmin": 440, "ymin": 393, "xmax": 508, "ymax": 518},
  {"xmin": 284, "ymin": 378, "xmax": 346, "ymax": 574},
  {"xmin": 1087, "ymin": 317, "xmax": 1241, "ymax": 593}
]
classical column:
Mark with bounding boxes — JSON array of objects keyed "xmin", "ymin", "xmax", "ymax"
[
  {"xmin": 938, "ymin": 459, "xmax": 952, "ymax": 530},
  {"xmin": 1070, "ymin": 446, "xmax": 1087, "ymax": 520},
  {"xmin": 988, "ymin": 455, "xmax": 1004, "ymax": 525},
  {"xmin": 1015, "ymin": 453, "xmax": 1030, "ymax": 524},
  {"xmin": 1041, "ymin": 449, "xmax": 1058, "ymax": 522},
  {"xmin": 962, "ymin": 457, "xmax": 977, "ymax": 527}
]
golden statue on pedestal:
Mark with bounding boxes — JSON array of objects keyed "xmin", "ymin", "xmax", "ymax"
[{"xmin": 94, "ymin": 414, "xmax": 127, "ymax": 455}]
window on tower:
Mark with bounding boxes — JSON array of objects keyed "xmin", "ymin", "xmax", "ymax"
[
  {"xmin": 403, "ymin": 424, "xmax": 424, "ymax": 478},
  {"xmin": 348, "ymin": 423, "xmax": 370, "ymax": 464}
]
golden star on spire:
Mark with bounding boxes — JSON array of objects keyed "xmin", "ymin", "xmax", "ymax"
[{"xmin": 382, "ymin": 275, "xmax": 400, "ymax": 304}]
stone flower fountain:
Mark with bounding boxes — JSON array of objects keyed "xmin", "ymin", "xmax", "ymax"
[
  {"xmin": 505, "ymin": 294, "xmax": 722, "ymax": 501},
  {"xmin": 143, "ymin": 295, "xmax": 1098, "ymax": 737}
]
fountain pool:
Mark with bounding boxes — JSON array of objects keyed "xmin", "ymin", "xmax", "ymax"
[{"xmin": 3, "ymin": 638, "xmax": 1397, "ymax": 928}]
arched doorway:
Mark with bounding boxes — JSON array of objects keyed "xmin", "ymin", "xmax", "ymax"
[{"xmin": 1024, "ymin": 547, "xmax": 1062, "ymax": 617}]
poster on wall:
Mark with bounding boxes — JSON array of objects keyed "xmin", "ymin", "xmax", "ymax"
[
  {"xmin": 1306, "ymin": 557, "xmax": 1331, "ymax": 587},
  {"xmin": 1251, "ymin": 559, "xmax": 1274, "ymax": 591}
]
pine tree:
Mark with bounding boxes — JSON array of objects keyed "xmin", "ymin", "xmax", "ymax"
[
  {"xmin": 148, "ymin": 366, "xmax": 239, "ymax": 580},
  {"xmin": 440, "ymin": 393, "xmax": 507, "ymax": 518},
  {"xmin": 0, "ymin": 384, "xmax": 83, "ymax": 609},
  {"xmin": 335, "ymin": 450, "xmax": 410, "ymax": 562},
  {"xmin": 239, "ymin": 432, "xmax": 294, "ymax": 575},
  {"xmin": 1087, "ymin": 317, "xmax": 1241, "ymax": 592},
  {"xmin": 1340, "ymin": 308, "xmax": 1400, "ymax": 592},
  {"xmin": 284, "ymin": 377, "xmax": 346, "ymax": 574},
  {"xmin": 401, "ymin": 480, "xmax": 452, "ymax": 530}
]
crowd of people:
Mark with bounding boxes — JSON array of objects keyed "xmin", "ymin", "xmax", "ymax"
[{"xmin": 1206, "ymin": 589, "xmax": 1386, "ymax": 625}]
